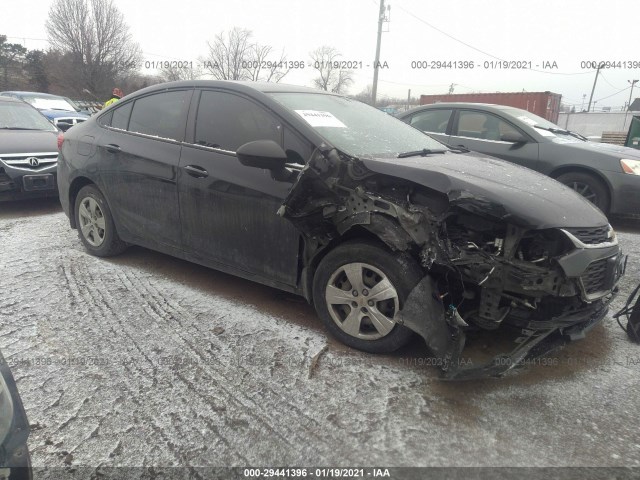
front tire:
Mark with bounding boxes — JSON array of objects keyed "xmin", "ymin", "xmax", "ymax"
[
  {"xmin": 556, "ymin": 171, "xmax": 610, "ymax": 213},
  {"xmin": 74, "ymin": 185, "xmax": 127, "ymax": 257},
  {"xmin": 312, "ymin": 241, "xmax": 423, "ymax": 353}
]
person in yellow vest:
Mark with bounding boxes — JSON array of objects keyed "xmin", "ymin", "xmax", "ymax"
[{"xmin": 103, "ymin": 88, "xmax": 123, "ymax": 109}]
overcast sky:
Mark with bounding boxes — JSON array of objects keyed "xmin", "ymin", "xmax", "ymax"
[{"xmin": 2, "ymin": 0, "xmax": 638, "ymax": 109}]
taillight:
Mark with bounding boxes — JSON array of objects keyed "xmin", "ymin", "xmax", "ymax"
[{"xmin": 57, "ymin": 132, "xmax": 64, "ymax": 151}]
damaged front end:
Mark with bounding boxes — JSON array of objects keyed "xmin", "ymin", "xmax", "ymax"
[{"xmin": 278, "ymin": 146, "xmax": 627, "ymax": 380}]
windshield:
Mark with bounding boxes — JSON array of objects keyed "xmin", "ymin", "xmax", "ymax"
[
  {"xmin": 269, "ymin": 92, "xmax": 446, "ymax": 157},
  {"xmin": 0, "ymin": 102, "xmax": 58, "ymax": 131},
  {"xmin": 21, "ymin": 95, "xmax": 76, "ymax": 112},
  {"xmin": 501, "ymin": 107, "xmax": 586, "ymax": 142}
]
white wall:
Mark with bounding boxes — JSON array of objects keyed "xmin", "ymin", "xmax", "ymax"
[{"xmin": 557, "ymin": 111, "xmax": 639, "ymax": 136}]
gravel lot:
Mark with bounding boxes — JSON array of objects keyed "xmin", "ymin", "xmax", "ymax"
[{"xmin": 1, "ymin": 198, "xmax": 640, "ymax": 470}]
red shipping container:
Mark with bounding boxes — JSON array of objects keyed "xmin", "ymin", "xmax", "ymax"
[{"xmin": 419, "ymin": 91, "xmax": 562, "ymax": 123}]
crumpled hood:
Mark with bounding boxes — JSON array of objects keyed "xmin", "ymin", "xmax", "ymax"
[{"xmin": 362, "ymin": 151, "xmax": 608, "ymax": 229}]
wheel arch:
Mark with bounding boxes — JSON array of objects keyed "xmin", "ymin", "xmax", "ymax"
[
  {"xmin": 301, "ymin": 225, "xmax": 419, "ymax": 305},
  {"xmin": 300, "ymin": 226, "xmax": 400, "ymax": 304},
  {"xmin": 549, "ymin": 165, "xmax": 613, "ymax": 193},
  {"xmin": 68, "ymin": 176, "xmax": 96, "ymax": 229}
]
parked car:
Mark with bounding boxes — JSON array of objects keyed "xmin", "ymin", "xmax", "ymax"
[
  {"xmin": 0, "ymin": 350, "xmax": 31, "ymax": 478},
  {"xmin": 57, "ymin": 81, "xmax": 625, "ymax": 379},
  {"xmin": 0, "ymin": 96, "xmax": 60, "ymax": 201},
  {"xmin": 397, "ymin": 102, "xmax": 640, "ymax": 215},
  {"xmin": 0, "ymin": 91, "xmax": 90, "ymax": 131}
]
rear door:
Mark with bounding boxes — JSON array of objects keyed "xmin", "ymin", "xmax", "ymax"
[
  {"xmin": 178, "ymin": 89, "xmax": 306, "ymax": 287},
  {"xmin": 448, "ymin": 109, "xmax": 539, "ymax": 168},
  {"xmin": 96, "ymin": 89, "xmax": 192, "ymax": 251}
]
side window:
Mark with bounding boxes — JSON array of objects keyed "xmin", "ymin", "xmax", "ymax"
[
  {"xmin": 128, "ymin": 91, "xmax": 190, "ymax": 140},
  {"xmin": 457, "ymin": 111, "xmax": 520, "ymax": 141},
  {"xmin": 98, "ymin": 110, "xmax": 113, "ymax": 127},
  {"xmin": 409, "ymin": 109, "xmax": 452, "ymax": 133},
  {"xmin": 283, "ymin": 127, "xmax": 313, "ymax": 164},
  {"xmin": 194, "ymin": 91, "xmax": 281, "ymax": 151},
  {"xmin": 111, "ymin": 102, "xmax": 133, "ymax": 130}
]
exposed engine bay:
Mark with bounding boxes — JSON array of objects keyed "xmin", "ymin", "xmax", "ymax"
[{"xmin": 278, "ymin": 146, "xmax": 627, "ymax": 379}]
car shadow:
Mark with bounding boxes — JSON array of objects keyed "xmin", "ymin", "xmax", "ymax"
[
  {"xmin": 0, "ymin": 197, "xmax": 61, "ymax": 220},
  {"xmin": 611, "ymin": 214, "xmax": 640, "ymax": 234},
  {"xmin": 103, "ymin": 244, "xmax": 613, "ymax": 386}
]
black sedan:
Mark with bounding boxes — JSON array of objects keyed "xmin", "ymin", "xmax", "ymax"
[
  {"xmin": 57, "ymin": 81, "xmax": 625, "ymax": 379},
  {"xmin": 0, "ymin": 96, "xmax": 60, "ymax": 201},
  {"xmin": 397, "ymin": 102, "xmax": 640, "ymax": 215}
]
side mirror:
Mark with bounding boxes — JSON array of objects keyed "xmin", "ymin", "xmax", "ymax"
[
  {"xmin": 236, "ymin": 140, "xmax": 288, "ymax": 170},
  {"xmin": 501, "ymin": 132, "xmax": 528, "ymax": 144}
]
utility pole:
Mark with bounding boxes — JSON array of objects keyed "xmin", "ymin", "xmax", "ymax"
[
  {"xmin": 407, "ymin": 88, "xmax": 411, "ymax": 110},
  {"xmin": 623, "ymin": 79, "xmax": 639, "ymax": 130},
  {"xmin": 587, "ymin": 62, "xmax": 604, "ymax": 112},
  {"xmin": 581, "ymin": 94, "xmax": 586, "ymax": 112},
  {"xmin": 627, "ymin": 79, "xmax": 638, "ymax": 111},
  {"xmin": 371, "ymin": 0, "xmax": 386, "ymax": 107}
]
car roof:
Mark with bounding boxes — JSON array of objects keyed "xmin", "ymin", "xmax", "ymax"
[
  {"xmin": 1, "ymin": 91, "xmax": 68, "ymax": 98},
  {"xmin": 130, "ymin": 80, "xmax": 336, "ymax": 98},
  {"xmin": 410, "ymin": 102, "xmax": 525, "ymax": 113},
  {"xmin": 0, "ymin": 95, "xmax": 25, "ymax": 104}
]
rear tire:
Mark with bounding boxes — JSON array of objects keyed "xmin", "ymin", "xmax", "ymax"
[
  {"xmin": 74, "ymin": 185, "xmax": 127, "ymax": 257},
  {"xmin": 556, "ymin": 171, "xmax": 610, "ymax": 213},
  {"xmin": 312, "ymin": 241, "xmax": 423, "ymax": 353}
]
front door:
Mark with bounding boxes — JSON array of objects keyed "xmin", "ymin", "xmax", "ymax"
[{"xmin": 178, "ymin": 90, "xmax": 306, "ymax": 287}]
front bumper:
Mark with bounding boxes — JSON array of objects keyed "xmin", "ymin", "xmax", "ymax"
[
  {"xmin": 0, "ymin": 162, "xmax": 58, "ymax": 201},
  {"xmin": 607, "ymin": 170, "xmax": 640, "ymax": 215}
]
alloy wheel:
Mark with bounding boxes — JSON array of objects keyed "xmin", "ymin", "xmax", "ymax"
[
  {"xmin": 78, "ymin": 197, "xmax": 106, "ymax": 247},
  {"xmin": 567, "ymin": 181, "xmax": 598, "ymax": 204},
  {"xmin": 325, "ymin": 262, "xmax": 400, "ymax": 340}
]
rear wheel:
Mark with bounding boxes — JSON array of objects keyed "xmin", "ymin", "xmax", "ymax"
[
  {"xmin": 556, "ymin": 171, "xmax": 610, "ymax": 213},
  {"xmin": 74, "ymin": 185, "xmax": 127, "ymax": 257},
  {"xmin": 312, "ymin": 241, "xmax": 423, "ymax": 353}
]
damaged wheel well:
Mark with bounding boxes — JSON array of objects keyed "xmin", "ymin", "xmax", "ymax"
[{"xmin": 300, "ymin": 229, "xmax": 399, "ymax": 304}]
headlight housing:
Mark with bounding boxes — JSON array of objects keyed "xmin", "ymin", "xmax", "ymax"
[{"xmin": 620, "ymin": 159, "xmax": 640, "ymax": 175}]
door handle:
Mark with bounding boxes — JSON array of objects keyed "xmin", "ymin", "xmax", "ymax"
[
  {"xmin": 184, "ymin": 165, "xmax": 209, "ymax": 178},
  {"xmin": 103, "ymin": 144, "xmax": 121, "ymax": 153},
  {"xmin": 457, "ymin": 144, "xmax": 466, "ymax": 148}
]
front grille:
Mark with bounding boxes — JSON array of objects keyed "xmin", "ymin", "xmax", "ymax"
[
  {"xmin": 565, "ymin": 226, "xmax": 610, "ymax": 245},
  {"xmin": 0, "ymin": 152, "xmax": 58, "ymax": 170},
  {"xmin": 581, "ymin": 259, "xmax": 608, "ymax": 294}
]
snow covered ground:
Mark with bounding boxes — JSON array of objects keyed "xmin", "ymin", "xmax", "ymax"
[{"xmin": 1, "ymin": 198, "xmax": 639, "ymax": 469}]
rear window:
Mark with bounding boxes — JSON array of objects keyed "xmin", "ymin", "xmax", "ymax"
[{"xmin": 128, "ymin": 91, "xmax": 190, "ymax": 141}]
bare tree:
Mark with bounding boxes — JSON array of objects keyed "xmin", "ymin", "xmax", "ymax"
[
  {"xmin": 310, "ymin": 46, "xmax": 354, "ymax": 94},
  {"xmin": 203, "ymin": 27, "xmax": 289, "ymax": 82},
  {"xmin": 159, "ymin": 62, "xmax": 203, "ymax": 82},
  {"xmin": 203, "ymin": 27, "xmax": 252, "ymax": 80},
  {"xmin": 0, "ymin": 35, "xmax": 27, "ymax": 90},
  {"xmin": 244, "ymin": 46, "xmax": 289, "ymax": 83},
  {"xmin": 45, "ymin": 0, "xmax": 142, "ymax": 98},
  {"xmin": 352, "ymin": 85, "xmax": 373, "ymax": 105}
]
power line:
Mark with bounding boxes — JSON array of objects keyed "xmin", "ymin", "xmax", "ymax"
[{"xmin": 395, "ymin": 4, "xmax": 596, "ymax": 76}]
